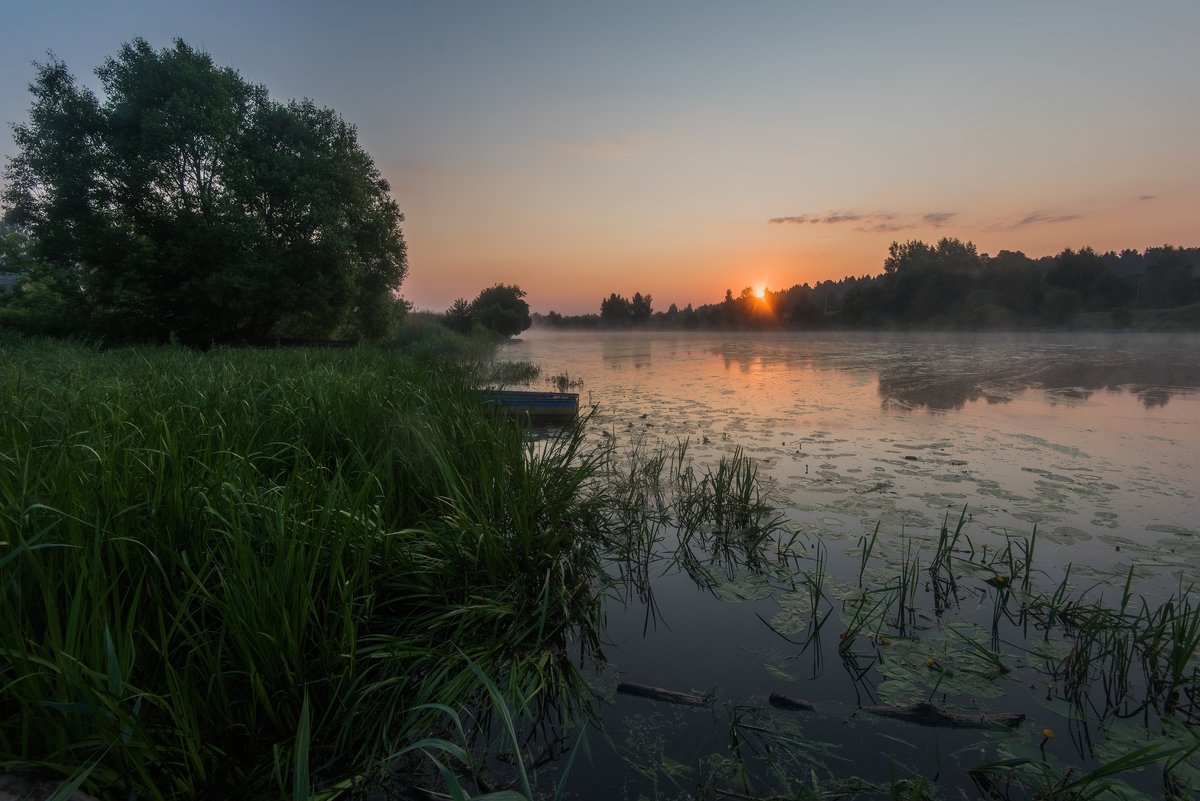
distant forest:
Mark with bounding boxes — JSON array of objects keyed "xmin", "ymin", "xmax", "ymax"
[{"xmin": 533, "ymin": 239, "xmax": 1200, "ymax": 331}]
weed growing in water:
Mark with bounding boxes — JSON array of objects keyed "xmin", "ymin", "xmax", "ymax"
[{"xmin": 547, "ymin": 372, "xmax": 584, "ymax": 391}]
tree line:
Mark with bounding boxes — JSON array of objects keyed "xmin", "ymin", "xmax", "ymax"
[
  {"xmin": 0, "ymin": 39, "xmax": 543, "ymax": 345},
  {"xmin": 533, "ymin": 239, "xmax": 1200, "ymax": 331},
  {"xmin": 1, "ymin": 39, "xmax": 408, "ymax": 345}
]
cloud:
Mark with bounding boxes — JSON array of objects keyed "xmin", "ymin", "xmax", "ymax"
[
  {"xmin": 825, "ymin": 212, "xmax": 867, "ymax": 224},
  {"xmin": 859, "ymin": 221, "xmax": 913, "ymax": 233},
  {"xmin": 1019, "ymin": 211, "xmax": 1080, "ymax": 226},
  {"xmin": 769, "ymin": 210, "xmax": 956, "ymax": 234},
  {"xmin": 769, "ymin": 210, "xmax": 892, "ymax": 227},
  {"xmin": 922, "ymin": 212, "xmax": 956, "ymax": 227},
  {"xmin": 987, "ymin": 210, "xmax": 1081, "ymax": 231},
  {"xmin": 770, "ymin": 212, "xmax": 861, "ymax": 225},
  {"xmin": 1138, "ymin": 194, "xmax": 1156, "ymax": 202}
]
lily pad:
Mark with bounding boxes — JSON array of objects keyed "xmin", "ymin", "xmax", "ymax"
[
  {"xmin": 876, "ymin": 628, "xmax": 1009, "ymax": 707},
  {"xmin": 770, "ymin": 589, "xmax": 815, "ymax": 635},
  {"xmin": 702, "ymin": 567, "xmax": 774, "ymax": 602}
]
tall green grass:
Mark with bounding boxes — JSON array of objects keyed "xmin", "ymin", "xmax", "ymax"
[{"xmin": 0, "ymin": 333, "xmax": 606, "ymax": 798}]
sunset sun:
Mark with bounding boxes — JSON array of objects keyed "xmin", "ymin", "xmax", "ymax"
[{"xmin": 0, "ymin": 4, "xmax": 1196, "ymax": 800}]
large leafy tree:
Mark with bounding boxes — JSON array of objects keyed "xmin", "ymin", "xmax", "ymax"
[
  {"xmin": 3, "ymin": 38, "xmax": 407, "ymax": 343},
  {"xmin": 470, "ymin": 283, "xmax": 531, "ymax": 337}
]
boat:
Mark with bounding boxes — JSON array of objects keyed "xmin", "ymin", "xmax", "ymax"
[{"xmin": 480, "ymin": 389, "xmax": 579, "ymax": 424}]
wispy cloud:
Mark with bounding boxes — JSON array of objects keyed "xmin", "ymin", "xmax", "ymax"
[
  {"xmin": 544, "ymin": 133, "xmax": 652, "ymax": 159},
  {"xmin": 769, "ymin": 210, "xmax": 956, "ymax": 233},
  {"xmin": 987, "ymin": 210, "xmax": 1081, "ymax": 231},
  {"xmin": 922, "ymin": 212, "xmax": 956, "ymax": 227},
  {"xmin": 1138, "ymin": 194, "xmax": 1156, "ymax": 202},
  {"xmin": 772, "ymin": 207, "xmax": 1088, "ymax": 235},
  {"xmin": 769, "ymin": 212, "xmax": 863, "ymax": 225}
]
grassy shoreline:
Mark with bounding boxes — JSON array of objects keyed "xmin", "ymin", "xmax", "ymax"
[
  {"xmin": 5, "ymin": 331, "xmax": 1197, "ymax": 799},
  {"xmin": 0, "ymin": 333, "xmax": 606, "ymax": 798}
]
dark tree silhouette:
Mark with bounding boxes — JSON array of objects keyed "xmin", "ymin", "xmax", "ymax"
[
  {"xmin": 470, "ymin": 283, "xmax": 531, "ymax": 337},
  {"xmin": 443, "ymin": 298, "xmax": 474, "ymax": 333},
  {"xmin": 3, "ymin": 38, "xmax": 407, "ymax": 344}
]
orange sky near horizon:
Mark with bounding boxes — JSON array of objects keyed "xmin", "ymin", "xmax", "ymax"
[
  {"xmin": 403, "ymin": 187, "xmax": 1197, "ymax": 314},
  {"xmin": 2, "ymin": 2, "xmax": 1198, "ymax": 317}
]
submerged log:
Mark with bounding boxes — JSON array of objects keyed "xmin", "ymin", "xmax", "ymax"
[
  {"xmin": 768, "ymin": 692, "xmax": 815, "ymax": 711},
  {"xmin": 864, "ymin": 701, "xmax": 1024, "ymax": 730},
  {"xmin": 617, "ymin": 681, "xmax": 710, "ymax": 707}
]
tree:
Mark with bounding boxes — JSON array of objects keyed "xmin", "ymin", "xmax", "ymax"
[
  {"xmin": 2, "ymin": 38, "xmax": 407, "ymax": 344},
  {"xmin": 0, "ymin": 223, "xmax": 87, "ymax": 335},
  {"xmin": 443, "ymin": 298, "xmax": 475, "ymax": 334},
  {"xmin": 1047, "ymin": 248, "xmax": 1126, "ymax": 311},
  {"xmin": 630, "ymin": 292, "xmax": 653, "ymax": 323},
  {"xmin": 1041, "ymin": 286, "xmax": 1081, "ymax": 325},
  {"xmin": 600, "ymin": 293, "xmax": 632, "ymax": 326},
  {"xmin": 883, "ymin": 240, "xmax": 935, "ymax": 274},
  {"xmin": 1142, "ymin": 246, "xmax": 1197, "ymax": 308},
  {"xmin": 470, "ymin": 283, "xmax": 530, "ymax": 337}
]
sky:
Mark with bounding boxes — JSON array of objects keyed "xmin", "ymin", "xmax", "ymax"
[{"xmin": 1, "ymin": 1, "xmax": 1197, "ymax": 315}]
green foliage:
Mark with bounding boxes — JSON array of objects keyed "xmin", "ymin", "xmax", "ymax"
[
  {"xmin": 0, "ymin": 223, "xmax": 37, "ymax": 277},
  {"xmin": 382, "ymin": 311, "xmax": 496, "ymax": 361},
  {"xmin": 470, "ymin": 283, "xmax": 531, "ymax": 337},
  {"xmin": 390, "ymin": 659, "xmax": 588, "ymax": 801},
  {"xmin": 0, "ymin": 334, "xmax": 605, "ymax": 798},
  {"xmin": 1047, "ymin": 247, "xmax": 1128, "ymax": 312},
  {"xmin": 2, "ymin": 38, "xmax": 407, "ymax": 345},
  {"xmin": 1041, "ymin": 286, "xmax": 1082, "ymax": 325},
  {"xmin": 444, "ymin": 297, "xmax": 476, "ymax": 334},
  {"xmin": 0, "ymin": 225, "xmax": 89, "ymax": 335},
  {"xmin": 1141, "ymin": 245, "xmax": 1199, "ymax": 308}
]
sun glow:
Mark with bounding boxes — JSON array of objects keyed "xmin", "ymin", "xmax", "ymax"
[{"xmin": 753, "ymin": 286, "xmax": 766, "ymax": 299}]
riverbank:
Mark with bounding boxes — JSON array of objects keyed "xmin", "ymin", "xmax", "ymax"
[
  {"xmin": 0, "ymin": 333, "xmax": 608, "ymax": 798},
  {"xmin": 6, "ymin": 330, "xmax": 1199, "ymax": 799}
]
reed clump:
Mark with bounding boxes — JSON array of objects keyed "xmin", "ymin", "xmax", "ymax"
[{"xmin": 0, "ymin": 333, "xmax": 607, "ymax": 799}]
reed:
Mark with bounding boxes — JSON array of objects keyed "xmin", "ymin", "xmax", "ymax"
[
  {"xmin": 857, "ymin": 523, "xmax": 880, "ymax": 588},
  {"xmin": 0, "ymin": 334, "xmax": 609, "ymax": 799}
]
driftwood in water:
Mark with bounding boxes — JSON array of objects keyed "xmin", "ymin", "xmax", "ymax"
[
  {"xmin": 768, "ymin": 692, "xmax": 815, "ymax": 712},
  {"xmin": 864, "ymin": 701, "xmax": 1024, "ymax": 730},
  {"xmin": 617, "ymin": 682, "xmax": 710, "ymax": 707}
]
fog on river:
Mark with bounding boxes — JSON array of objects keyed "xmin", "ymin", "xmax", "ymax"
[
  {"xmin": 513, "ymin": 330, "xmax": 1198, "ymax": 582},
  {"xmin": 503, "ymin": 330, "xmax": 1200, "ymax": 798}
]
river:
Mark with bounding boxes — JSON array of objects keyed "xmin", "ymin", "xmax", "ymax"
[{"xmin": 505, "ymin": 330, "xmax": 1200, "ymax": 799}]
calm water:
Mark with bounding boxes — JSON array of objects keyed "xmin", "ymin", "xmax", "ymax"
[{"xmin": 505, "ymin": 331, "xmax": 1200, "ymax": 798}]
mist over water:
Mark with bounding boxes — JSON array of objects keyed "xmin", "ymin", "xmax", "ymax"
[
  {"xmin": 517, "ymin": 330, "xmax": 1199, "ymax": 579},
  {"xmin": 509, "ymin": 330, "xmax": 1200, "ymax": 798}
]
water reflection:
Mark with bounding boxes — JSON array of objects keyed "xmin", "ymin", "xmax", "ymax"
[
  {"xmin": 519, "ymin": 330, "xmax": 1200, "ymax": 577},
  {"xmin": 515, "ymin": 331, "xmax": 1200, "ymax": 800},
  {"xmin": 601, "ymin": 337, "xmax": 652, "ymax": 369},
  {"xmin": 701, "ymin": 333, "xmax": 1200, "ymax": 411}
]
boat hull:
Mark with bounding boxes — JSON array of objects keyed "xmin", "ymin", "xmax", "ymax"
[{"xmin": 480, "ymin": 390, "xmax": 580, "ymax": 424}]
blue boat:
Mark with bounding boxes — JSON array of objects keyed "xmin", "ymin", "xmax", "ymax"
[{"xmin": 480, "ymin": 390, "xmax": 580, "ymax": 424}]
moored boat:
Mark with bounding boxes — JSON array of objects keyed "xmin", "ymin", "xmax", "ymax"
[{"xmin": 480, "ymin": 389, "xmax": 580, "ymax": 424}]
